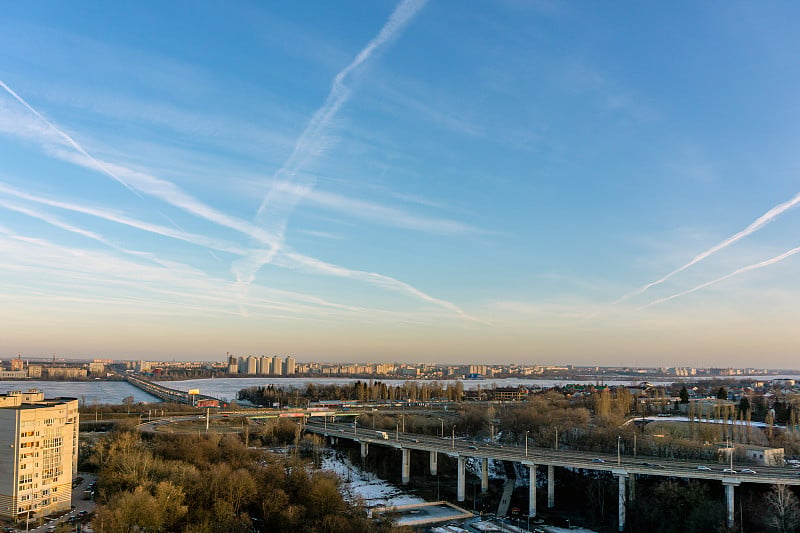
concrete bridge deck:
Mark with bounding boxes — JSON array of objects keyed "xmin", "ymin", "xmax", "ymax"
[{"xmin": 306, "ymin": 420, "xmax": 800, "ymax": 531}]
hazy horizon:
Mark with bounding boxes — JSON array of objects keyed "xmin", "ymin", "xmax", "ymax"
[{"xmin": 1, "ymin": 2, "xmax": 799, "ymax": 366}]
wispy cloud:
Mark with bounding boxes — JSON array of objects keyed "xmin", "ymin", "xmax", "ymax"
[
  {"xmin": 615, "ymin": 191, "xmax": 800, "ymax": 303},
  {"xmin": 230, "ymin": 0, "xmax": 473, "ymax": 321},
  {"xmin": 641, "ymin": 245, "xmax": 800, "ymax": 310},
  {"xmin": 1, "ymin": 21, "xmax": 476, "ymax": 322},
  {"xmin": 279, "ymin": 251, "xmax": 480, "ymax": 322},
  {"xmin": 273, "ymin": 181, "xmax": 479, "ymax": 235},
  {"xmin": 0, "ymin": 80, "xmax": 140, "ymax": 196},
  {"xmin": 0, "ymin": 181, "xmax": 248, "ymax": 255},
  {"xmin": 254, "ymin": 0, "xmax": 429, "ymax": 233},
  {"xmin": 0, "ymin": 227, "xmax": 365, "ymax": 318},
  {"xmin": 0, "ymin": 82, "xmax": 281, "ymax": 249}
]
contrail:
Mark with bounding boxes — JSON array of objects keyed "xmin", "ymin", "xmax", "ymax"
[
  {"xmin": 0, "ymin": 79, "xmax": 141, "ymax": 197},
  {"xmin": 280, "ymin": 252, "xmax": 483, "ymax": 322},
  {"xmin": 0, "ymin": 181, "xmax": 248, "ymax": 255},
  {"xmin": 615, "ymin": 191, "xmax": 800, "ymax": 304},
  {"xmin": 255, "ymin": 0, "xmax": 428, "ymax": 228},
  {"xmin": 238, "ymin": 0, "xmax": 468, "ymax": 320},
  {"xmin": 0, "ymin": 80, "xmax": 285, "ymax": 250},
  {"xmin": 641, "ymin": 244, "xmax": 800, "ymax": 310}
]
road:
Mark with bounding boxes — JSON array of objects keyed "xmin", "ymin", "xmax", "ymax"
[{"xmin": 306, "ymin": 420, "xmax": 800, "ymax": 486}]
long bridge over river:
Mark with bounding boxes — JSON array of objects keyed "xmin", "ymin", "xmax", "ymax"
[
  {"xmin": 125, "ymin": 374, "xmax": 221, "ymax": 406},
  {"xmin": 305, "ymin": 420, "xmax": 800, "ymax": 531}
]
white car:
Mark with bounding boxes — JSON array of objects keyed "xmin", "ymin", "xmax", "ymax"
[
  {"xmin": 697, "ymin": 466, "xmax": 712, "ymax": 471},
  {"xmin": 741, "ymin": 468, "xmax": 757, "ymax": 474},
  {"xmin": 723, "ymin": 468, "xmax": 737, "ymax": 473}
]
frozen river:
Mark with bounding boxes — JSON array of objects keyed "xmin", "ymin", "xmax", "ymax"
[{"xmin": 1, "ymin": 373, "xmax": 797, "ymax": 406}]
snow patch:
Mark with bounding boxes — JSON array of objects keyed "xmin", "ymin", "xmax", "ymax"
[{"xmin": 319, "ymin": 450, "xmax": 425, "ymax": 507}]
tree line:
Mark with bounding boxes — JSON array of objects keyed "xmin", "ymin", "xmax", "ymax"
[
  {"xmin": 85, "ymin": 423, "xmax": 407, "ymax": 533},
  {"xmin": 238, "ymin": 380, "xmax": 465, "ymax": 406}
]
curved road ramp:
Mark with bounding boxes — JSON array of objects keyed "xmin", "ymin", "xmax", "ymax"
[{"xmin": 370, "ymin": 501, "xmax": 472, "ymax": 527}]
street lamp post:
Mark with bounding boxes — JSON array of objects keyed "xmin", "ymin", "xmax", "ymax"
[
  {"xmin": 396, "ymin": 423, "xmax": 399, "ymax": 442},
  {"xmin": 554, "ymin": 426, "xmax": 558, "ymax": 450},
  {"xmin": 525, "ymin": 430, "xmax": 529, "ymax": 457},
  {"xmin": 617, "ymin": 435, "xmax": 621, "ymax": 465},
  {"xmin": 439, "ymin": 418, "xmax": 444, "ymax": 438},
  {"xmin": 727, "ymin": 437, "xmax": 734, "ymax": 471},
  {"xmin": 452, "ymin": 425, "xmax": 456, "ymax": 450}
]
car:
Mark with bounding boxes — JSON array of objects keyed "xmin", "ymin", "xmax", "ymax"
[
  {"xmin": 697, "ymin": 466, "xmax": 712, "ymax": 471},
  {"xmin": 469, "ymin": 445, "xmax": 478, "ymax": 450},
  {"xmin": 741, "ymin": 468, "xmax": 757, "ymax": 474},
  {"xmin": 723, "ymin": 468, "xmax": 737, "ymax": 473},
  {"xmin": 411, "ymin": 438, "xmax": 419, "ymax": 443},
  {"xmin": 640, "ymin": 462, "xmax": 653, "ymax": 467},
  {"xmin": 653, "ymin": 464, "xmax": 666, "ymax": 469},
  {"xmin": 592, "ymin": 458, "xmax": 605, "ymax": 463}
]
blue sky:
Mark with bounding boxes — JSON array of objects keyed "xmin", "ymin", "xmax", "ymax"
[{"xmin": 1, "ymin": 1, "xmax": 799, "ymax": 366}]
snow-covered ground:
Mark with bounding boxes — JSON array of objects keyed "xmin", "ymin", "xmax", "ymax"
[
  {"xmin": 628, "ymin": 415, "xmax": 775, "ymax": 428},
  {"xmin": 317, "ymin": 447, "xmax": 597, "ymax": 533},
  {"xmin": 320, "ymin": 449, "xmax": 426, "ymax": 507}
]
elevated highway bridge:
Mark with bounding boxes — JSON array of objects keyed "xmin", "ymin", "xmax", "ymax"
[{"xmin": 306, "ymin": 420, "xmax": 800, "ymax": 531}]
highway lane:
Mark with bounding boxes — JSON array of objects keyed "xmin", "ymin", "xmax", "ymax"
[{"xmin": 306, "ymin": 421, "xmax": 800, "ymax": 486}]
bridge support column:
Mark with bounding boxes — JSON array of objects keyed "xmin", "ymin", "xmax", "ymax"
[
  {"xmin": 628, "ymin": 474, "xmax": 636, "ymax": 502},
  {"xmin": 481, "ymin": 458, "xmax": 489, "ymax": 493},
  {"xmin": 723, "ymin": 480, "xmax": 739, "ymax": 529},
  {"xmin": 528, "ymin": 463, "xmax": 537, "ymax": 518},
  {"xmin": 547, "ymin": 465, "xmax": 555, "ymax": 508},
  {"xmin": 616, "ymin": 473, "xmax": 627, "ymax": 532},
  {"xmin": 457, "ymin": 456, "xmax": 466, "ymax": 502},
  {"xmin": 401, "ymin": 448, "xmax": 411, "ymax": 484},
  {"xmin": 430, "ymin": 451, "xmax": 438, "ymax": 476},
  {"xmin": 360, "ymin": 442, "xmax": 368, "ymax": 458}
]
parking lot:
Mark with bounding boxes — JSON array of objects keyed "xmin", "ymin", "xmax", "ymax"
[{"xmin": 3, "ymin": 474, "xmax": 96, "ymax": 533}]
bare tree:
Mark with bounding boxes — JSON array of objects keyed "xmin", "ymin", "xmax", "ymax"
[{"xmin": 764, "ymin": 484, "xmax": 800, "ymax": 533}]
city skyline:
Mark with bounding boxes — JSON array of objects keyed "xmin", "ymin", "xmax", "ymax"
[{"xmin": 1, "ymin": 2, "xmax": 799, "ymax": 366}]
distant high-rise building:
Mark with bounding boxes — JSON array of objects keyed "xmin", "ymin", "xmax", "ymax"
[
  {"xmin": 272, "ymin": 356, "xmax": 283, "ymax": 376},
  {"xmin": 246, "ymin": 356, "xmax": 258, "ymax": 375},
  {"xmin": 285, "ymin": 356, "xmax": 296, "ymax": 375},
  {"xmin": 260, "ymin": 356, "xmax": 271, "ymax": 375},
  {"xmin": 0, "ymin": 390, "xmax": 79, "ymax": 524},
  {"xmin": 227, "ymin": 354, "xmax": 238, "ymax": 374}
]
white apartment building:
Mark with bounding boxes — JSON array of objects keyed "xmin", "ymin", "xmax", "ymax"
[{"xmin": 0, "ymin": 390, "xmax": 79, "ymax": 524}]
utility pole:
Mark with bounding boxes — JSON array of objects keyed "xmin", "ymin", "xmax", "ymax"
[{"xmin": 525, "ymin": 430, "xmax": 529, "ymax": 457}]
